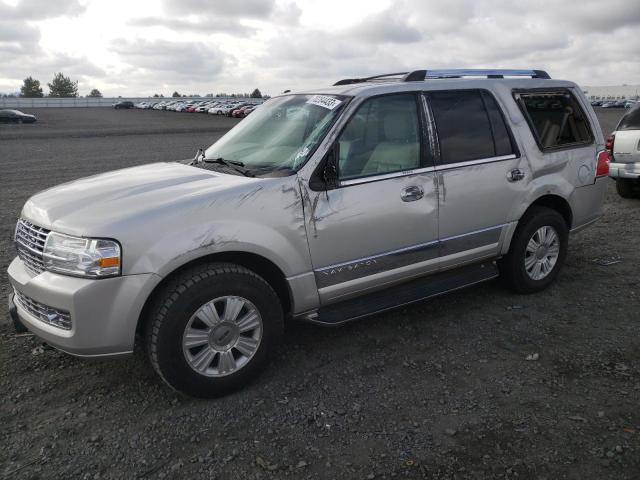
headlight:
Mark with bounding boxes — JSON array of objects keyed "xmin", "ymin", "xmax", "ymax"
[{"xmin": 43, "ymin": 232, "xmax": 121, "ymax": 278}]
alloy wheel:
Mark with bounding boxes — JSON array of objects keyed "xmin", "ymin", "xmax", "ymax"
[
  {"xmin": 182, "ymin": 296, "xmax": 263, "ymax": 377},
  {"xmin": 524, "ymin": 226, "xmax": 560, "ymax": 281}
]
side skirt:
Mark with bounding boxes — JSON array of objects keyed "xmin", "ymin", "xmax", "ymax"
[{"xmin": 302, "ymin": 262, "xmax": 499, "ymax": 326}]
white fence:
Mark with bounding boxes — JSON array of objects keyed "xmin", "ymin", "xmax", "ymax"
[{"xmin": 0, "ymin": 96, "xmax": 259, "ymax": 108}]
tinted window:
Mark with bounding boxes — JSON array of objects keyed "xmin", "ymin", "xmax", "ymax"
[
  {"xmin": 338, "ymin": 94, "xmax": 421, "ymax": 180},
  {"xmin": 429, "ymin": 91, "xmax": 497, "ymax": 164},
  {"xmin": 516, "ymin": 91, "xmax": 593, "ymax": 149},
  {"xmin": 481, "ymin": 91, "xmax": 514, "ymax": 157},
  {"xmin": 616, "ymin": 105, "xmax": 640, "ymax": 131}
]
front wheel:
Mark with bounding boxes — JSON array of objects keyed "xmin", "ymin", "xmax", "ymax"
[
  {"xmin": 498, "ymin": 206, "xmax": 568, "ymax": 293},
  {"xmin": 145, "ymin": 263, "xmax": 283, "ymax": 398}
]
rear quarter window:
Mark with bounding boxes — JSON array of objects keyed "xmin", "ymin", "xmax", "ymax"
[{"xmin": 514, "ymin": 90, "xmax": 593, "ymax": 150}]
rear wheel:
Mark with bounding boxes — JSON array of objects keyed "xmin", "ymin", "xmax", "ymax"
[
  {"xmin": 616, "ymin": 179, "xmax": 638, "ymax": 198},
  {"xmin": 17, "ymin": 118, "xmax": 23, "ymax": 124},
  {"xmin": 498, "ymin": 206, "xmax": 568, "ymax": 293},
  {"xmin": 145, "ymin": 262, "xmax": 283, "ymax": 398}
]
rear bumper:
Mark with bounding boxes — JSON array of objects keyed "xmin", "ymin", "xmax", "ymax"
[
  {"xmin": 609, "ymin": 162, "xmax": 640, "ymax": 179},
  {"xmin": 7, "ymin": 256, "xmax": 161, "ymax": 358}
]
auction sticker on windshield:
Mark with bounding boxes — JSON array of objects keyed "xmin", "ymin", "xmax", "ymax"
[{"xmin": 306, "ymin": 95, "xmax": 342, "ymax": 110}]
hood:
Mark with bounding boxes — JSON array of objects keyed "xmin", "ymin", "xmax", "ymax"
[{"xmin": 22, "ymin": 162, "xmax": 257, "ymax": 236}]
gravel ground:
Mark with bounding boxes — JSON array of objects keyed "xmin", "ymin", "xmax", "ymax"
[{"xmin": 1, "ymin": 107, "xmax": 638, "ymax": 480}]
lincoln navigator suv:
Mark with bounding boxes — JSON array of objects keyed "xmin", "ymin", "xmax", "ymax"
[{"xmin": 8, "ymin": 69, "xmax": 609, "ymax": 397}]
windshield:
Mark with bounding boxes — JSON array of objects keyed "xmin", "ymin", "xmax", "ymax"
[{"xmin": 205, "ymin": 94, "xmax": 348, "ymax": 173}]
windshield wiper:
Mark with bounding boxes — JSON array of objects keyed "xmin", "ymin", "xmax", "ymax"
[
  {"xmin": 190, "ymin": 149, "xmax": 254, "ymax": 177},
  {"xmin": 203, "ymin": 157, "xmax": 255, "ymax": 177}
]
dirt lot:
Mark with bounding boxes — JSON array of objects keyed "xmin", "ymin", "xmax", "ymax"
[{"xmin": 1, "ymin": 107, "xmax": 638, "ymax": 479}]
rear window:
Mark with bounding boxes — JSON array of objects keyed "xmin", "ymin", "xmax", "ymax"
[
  {"xmin": 515, "ymin": 90, "xmax": 593, "ymax": 150},
  {"xmin": 428, "ymin": 90, "xmax": 515, "ymax": 165},
  {"xmin": 616, "ymin": 105, "xmax": 640, "ymax": 131}
]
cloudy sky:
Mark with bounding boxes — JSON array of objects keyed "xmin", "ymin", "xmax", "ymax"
[{"xmin": 0, "ymin": 0, "xmax": 639, "ymax": 97}]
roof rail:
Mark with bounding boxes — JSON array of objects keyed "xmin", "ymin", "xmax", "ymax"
[
  {"xmin": 334, "ymin": 69, "xmax": 551, "ymax": 86},
  {"xmin": 406, "ymin": 69, "xmax": 551, "ymax": 80},
  {"xmin": 333, "ymin": 72, "xmax": 409, "ymax": 86}
]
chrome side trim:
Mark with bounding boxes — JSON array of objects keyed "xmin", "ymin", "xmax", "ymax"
[
  {"xmin": 336, "ymin": 155, "xmax": 516, "ymax": 187},
  {"xmin": 435, "ymin": 154, "xmax": 517, "ymax": 171},
  {"xmin": 314, "ymin": 224, "xmax": 507, "ymax": 287},
  {"xmin": 339, "ymin": 166, "xmax": 436, "ymax": 187},
  {"xmin": 315, "ymin": 240, "xmax": 439, "ymax": 288},
  {"xmin": 440, "ymin": 224, "xmax": 504, "ymax": 256}
]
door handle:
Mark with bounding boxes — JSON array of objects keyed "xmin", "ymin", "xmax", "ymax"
[
  {"xmin": 401, "ymin": 185, "xmax": 424, "ymax": 202},
  {"xmin": 507, "ymin": 168, "xmax": 526, "ymax": 182}
]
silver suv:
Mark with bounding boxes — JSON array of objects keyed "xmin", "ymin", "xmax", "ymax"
[
  {"xmin": 608, "ymin": 104, "xmax": 640, "ymax": 198},
  {"xmin": 8, "ymin": 69, "xmax": 609, "ymax": 397}
]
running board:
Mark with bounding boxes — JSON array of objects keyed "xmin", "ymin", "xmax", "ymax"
[{"xmin": 307, "ymin": 262, "xmax": 499, "ymax": 326}]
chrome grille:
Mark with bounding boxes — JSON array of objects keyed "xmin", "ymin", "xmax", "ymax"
[
  {"xmin": 13, "ymin": 289, "xmax": 72, "ymax": 330},
  {"xmin": 15, "ymin": 219, "xmax": 50, "ymax": 275}
]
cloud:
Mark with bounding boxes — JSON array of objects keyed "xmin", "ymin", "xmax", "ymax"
[
  {"xmin": 0, "ymin": 0, "xmax": 85, "ymax": 20},
  {"xmin": 161, "ymin": 0, "xmax": 277, "ymax": 18},
  {"xmin": 127, "ymin": 16, "xmax": 254, "ymax": 36},
  {"xmin": 128, "ymin": 0, "xmax": 300, "ymax": 37},
  {"xmin": 349, "ymin": 7, "xmax": 422, "ymax": 44},
  {"xmin": 0, "ymin": 21, "xmax": 40, "ymax": 53},
  {"xmin": 111, "ymin": 38, "xmax": 227, "ymax": 81},
  {"xmin": 1, "ymin": 0, "xmax": 639, "ymax": 96}
]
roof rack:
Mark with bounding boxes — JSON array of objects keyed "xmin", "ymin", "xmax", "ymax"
[
  {"xmin": 333, "ymin": 72, "xmax": 409, "ymax": 86},
  {"xmin": 333, "ymin": 69, "xmax": 550, "ymax": 86}
]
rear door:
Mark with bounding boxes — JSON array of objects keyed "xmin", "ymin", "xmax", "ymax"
[{"xmin": 425, "ymin": 89, "xmax": 525, "ymax": 268}]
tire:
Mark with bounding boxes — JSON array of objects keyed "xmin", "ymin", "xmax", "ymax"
[
  {"xmin": 145, "ymin": 262, "xmax": 283, "ymax": 398},
  {"xmin": 616, "ymin": 179, "xmax": 637, "ymax": 198},
  {"xmin": 17, "ymin": 118, "xmax": 23, "ymax": 124},
  {"xmin": 498, "ymin": 206, "xmax": 568, "ymax": 294}
]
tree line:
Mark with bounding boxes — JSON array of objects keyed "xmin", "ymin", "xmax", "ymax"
[
  {"xmin": 14, "ymin": 73, "xmax": 265, "ymax": 99},
  {"xmin": 19, "ymin": 73, "xmax": 102, "ymax": 98}
]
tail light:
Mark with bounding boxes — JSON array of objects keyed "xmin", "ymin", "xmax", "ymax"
[
  {"xmin": 596, "ymin": 150, "xmax": 610, "ymax": 178},
  {"xmin": 605, "ymin": 134, "xmax": 615, "ymax": 152}
]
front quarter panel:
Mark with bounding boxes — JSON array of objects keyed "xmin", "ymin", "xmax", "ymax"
[
  {"xmin": 121, "ymin": 176, "xmax": 312, "ymax": 279},
  {"xmin": 115, "ymin": 176, "xmax": 310, "ymax": 276}
]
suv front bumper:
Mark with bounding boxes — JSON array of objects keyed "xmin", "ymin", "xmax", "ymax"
[
  {"xmin": 609, "ymin": 162, "xmax": 640, "ymax": 179},
  {"xmin": 7, "ymin": 257, "xmax": 161, "ymax": 357}
]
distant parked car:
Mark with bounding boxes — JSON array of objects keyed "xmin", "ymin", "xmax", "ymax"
[
  {"xmin": 209, "ymin": 104, "xmax": 240, "ymax": 115},
  {"xmin": 624, "ymin": 100, "xmax": 637, "ymax": 109},
  {"xmin": 228, "ymin": 104, "xmax": 251, "ymax": 117},
  {"xmin": 114, "ymin": 101, "xmax": 134, "ymax": 109},
  {"xmin": 602, "ymin": 101, "xmax": 625, "ymax": 108},
  {"xmin": 232, "ymin": 106, "xmax": 252, "ymax": 118},
  {"xmin": 0, "ymin": 109, "xmax": 36, "ymax": 124},
  {"xmin": 196, "ymin": 103, "xmax": 214, "ymax": 113},
  {"xmin": 590, "ymin": 100, "xmax": 602, "ymax": 107}
]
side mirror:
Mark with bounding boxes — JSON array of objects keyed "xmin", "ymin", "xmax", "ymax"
[{"xmin": 191, "ymin": 148, "xmax": 205, "ymax": 165}]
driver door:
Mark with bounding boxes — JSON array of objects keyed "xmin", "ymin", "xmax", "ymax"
[{"xmin": 303, "ymin": 93, "xmax": 440, "ymax": 303}]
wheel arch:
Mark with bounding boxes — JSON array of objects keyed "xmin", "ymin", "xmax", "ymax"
[
  {"xmin": 136, "ymin": 251, "xmax": 292, "ymax": 337},
  {"xmin": 526, "ymin": 194, "xmax": 573, "ymax": 228},
  {"xmin": 501, "ymin": 193, "xmax": 573, "ymax": 255}
]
